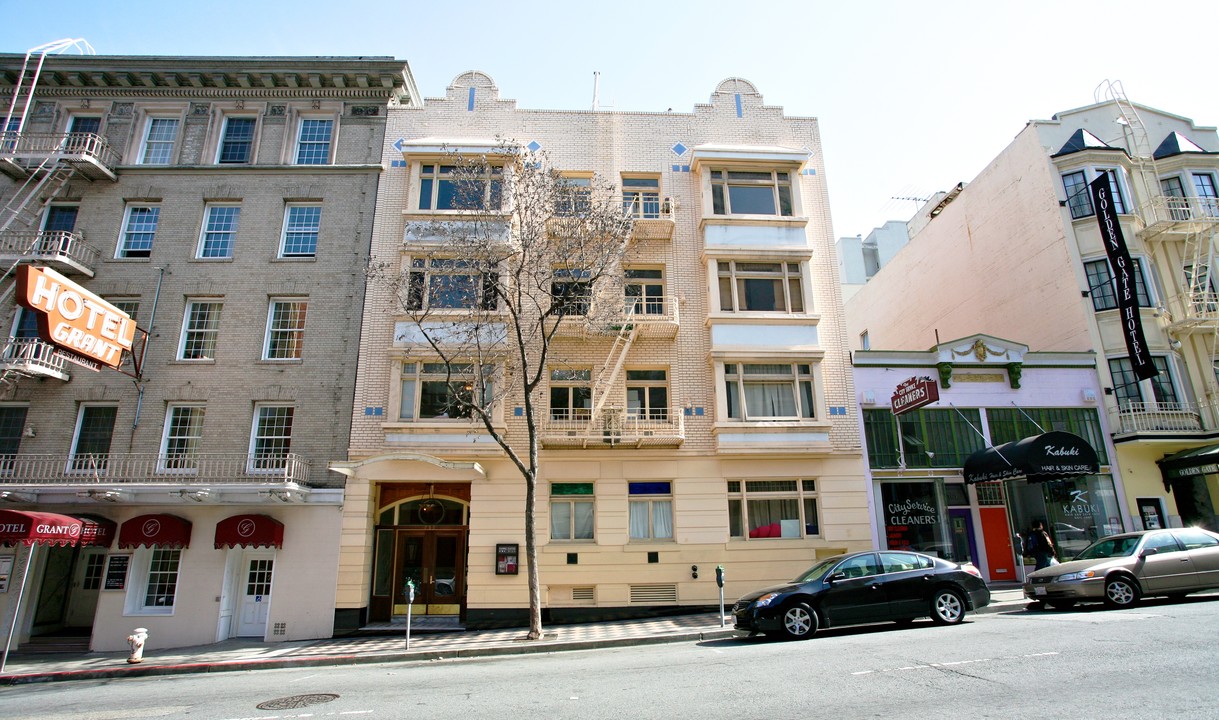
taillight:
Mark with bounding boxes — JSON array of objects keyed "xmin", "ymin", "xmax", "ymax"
[{"xmin": 960, "ymin": 562, "xmax": 982, "ymax": 578}]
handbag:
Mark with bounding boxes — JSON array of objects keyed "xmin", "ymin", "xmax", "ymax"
[{"xmin": 1049, "ymin": 557, "xmax": 1060, "ymax": 566}]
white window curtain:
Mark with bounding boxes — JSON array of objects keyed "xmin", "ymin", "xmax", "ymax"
[
  {"xmin": 550, "ymin": 502, "xmax": 571, "ymax": 540},
  {"xmin": 573, "ymin": 501, "xmax": 594, "ymax": 539},
  {"xmin": 744, "ymin": 381, "xmax": 796, "ymax": 417},
  {"xmin": 652, "ymin": 500, "xmax": 673, "ymax": 539}
]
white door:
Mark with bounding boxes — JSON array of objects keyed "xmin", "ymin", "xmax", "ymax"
[
  {"xmin": 236, "ymin": 553, "xmax": 274, "ymax": 637},
  {"xmin": 64, "ymin": 548, "xmax": 106, "ymax": 627}
]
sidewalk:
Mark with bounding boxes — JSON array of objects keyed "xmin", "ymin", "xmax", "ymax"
[{"xmin": 0, "ymin": 587, "xmax": 1029, "ymax": 686}]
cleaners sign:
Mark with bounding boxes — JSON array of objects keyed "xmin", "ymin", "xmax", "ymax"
[
  {"xmin": 891, "ymin": 376, "xmax": 939, "ymax": 415},
  {"xmin": 16, "ymin": 265, "xmax": 135, "ymax": 370}
]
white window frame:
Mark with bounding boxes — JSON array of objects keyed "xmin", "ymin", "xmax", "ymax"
[
  {"xmin": 249, "ymin": 404, "xmax": 294, "ymax": 472},
  {"xmin": 263, "ymin": 298, "xmax": 308, "ymax": 360},
  {"xmin": 399, "ymin": 361, "xmax": 494, "ymax": 421},
  {"xmin": 728, "ymin": 479, "xmax": 820, "ymax": 539},
  {"xmin": 159, "ymin": 404, "xmax": 204, "ymax": 473},
  {"xmin": 138, "ymin": 116, "xmax": 180, "ymax": 165},
  {"xmin": 628, "ymin": 482, "xmax": 673, "ymax": 541},
  {"xmin": 621, "ymin": 175, "xmax": 662, "ymax": 218},
  {"xmin": 280, "ymin": 204, "xmax": 321, "ymax": 258},
  {"xmin": 549, "ymin": 368, "xmax": 592, "ymax": 421},
  {"xmin": 405, "ymin": 256, "xmax": 497, "ymax": 311},
  {"xmin": 293, "ymin": 117, "xmax": 334, "ymax": 165},
  {"xmin": 722, "ymin": 361, "xmax": 818, "ymax": 422},
  {"xmin": 549, "ymin": 483, "xmax": 595, "ymax": 541},
  {"xmin": 716, "ymin": 260, "xmax": 805, "ymax": 313},
  {"xmin": 216, "ymin": 115, "xmax": 257, "ymax": 164},
  {"xmin": 196, "ymin": 204, "xmax": 241, "ymax": 259},
  {"xmin": 416, "ymin": 162, "xmax": 505, "ymax": 211},
  {"xmin": 117, "ymin": 204, "xmax": 160, "ymax": 259},
  {"xmin": 177, "ymin": 300, "xmax": 223, "ymax": 361},
  {"xmin": 710, "ymin": 167, "xmax": 794, "ymax": 217},
  {"xmin": 625, "ymin": 368, "xmax": 669, "ymax": 421},
  {"xmin": 624, "ymin": 267, "xmax": 665, "ymax": 316},
  {"xmin": 124, "ymin": 546, "xmax": 182, "ymax": 615}
]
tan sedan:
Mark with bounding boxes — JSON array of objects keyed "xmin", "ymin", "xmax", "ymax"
[{"xmin": 1024, "ymin": 527, "xmax": 1219, "ymax": 609}]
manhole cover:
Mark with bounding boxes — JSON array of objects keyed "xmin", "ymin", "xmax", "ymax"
[{"xmin": 257, "ymin": 694, "xmax": 339, "ymax": 710}]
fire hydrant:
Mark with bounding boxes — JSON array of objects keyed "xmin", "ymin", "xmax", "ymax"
[{"xmin": 127, "ymin": 628, "xmax": 148, "ymax": 664}]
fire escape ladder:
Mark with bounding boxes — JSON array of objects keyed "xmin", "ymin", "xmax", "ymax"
[{"xmin": 590, "ymin": 308, "xmax": 640, "ymax": 425}]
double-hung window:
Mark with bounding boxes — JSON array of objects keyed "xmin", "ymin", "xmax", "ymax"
[
  {"xmin": 160, "ymin": 404, "xmax": 204, "ymax": 471},
  {"xmin": 217, "ymin": 117, "xmax": 255, "ymax": 164},
  {"xmin": 294, "ymin": 118, "xmax": 333, "ymax": 165},
  {"xmin": 399, "ymin": 362, "xmax": 493, "ymax": 420},
  {"xmin": 264, "ymin": 299, "xmax": 307, "ymax": 360},
  {"xmin": 1084, "ymin": 257, "xmax": 1151, "ymax": 311},
  {"xmin": 178, "ymin": 300, "xmax": 222, "ymax": 360},
  {"xmin": 629, "ymin": 482, "xmax": 673, "ymax": 540},
  {"xmin": 551, "ymin": 269, "xmax": 591, "ymax": 316},
  {"xmin": 550, "ymin": 369, "xmax": 592, "ymax": 421},
  {"xmin": 555, "ymin": 176, "xmax": 592, "ymax": 216},
  {"xmin": 550, "ymin": 483, "xmax": 594, "ymax": 540},
  {"xmin": 622, "ymin": 176, "xmax": 661, "ymax": 218},
  {"xmin": 624, "ymin": 268, "xmax": 665, "ymax": 315},
  {"xmin": 135, "ymin": 547, "xmax": 182, "ymax": 612},
  {"xmin": 1194, "ymin": 172, "xmax": 1219, "ymax": 217},
  {"xmin": 710, "ymin": 168, "xmax": 793, "ymax": 216},
  {"xmin": 0, "ymin": 406, "xmax": 29, "ymax": 471},
  {"xmin": 118, "ymin": 205, "xmax": 159, "ymax": 258},
  {"xmin": 139, "ymin": 117, "xmax": 179, "ymax": 165},
  {"xmin": 281, "ymin": 205, "xmax": 321, "ymax": 258},
  {"xmin": 724, "ymin": 362, "xmax": 815, "ymax": 421},
  {"xmin": 1161, "ymin": 176, "xmax": 1191, "ymax": 221},
  {"xmin": 728, "ymin": 480, "xmax": 819, "ymax": 539},
  {"xmin": 1063, "ymin": 168, "xmax": 1126, "ymax": 219},
  {"xmin": 250, "ymin": 405, "xmax": 294, "ymax": 471},
  {"xmin": 197, "ymin": 205, "xmax": 240, "ymax": 259},
  {"xmin": 626, "ymin": 369, "xmax": 668, "ymax": 421},
  {"xmin": 406, "ymin": 258, "xmax": 498, "ymax": 311},
  {"xmin": 717, "ymin": 260, "xmax": 804, "ymax": 312},
  {"xmin": 70, "ymin": 405, "xmax": 117, "ymax": 472},
  {"xmin": 418, "ymin": 164, "xmax": 504, "ymax": 210}
]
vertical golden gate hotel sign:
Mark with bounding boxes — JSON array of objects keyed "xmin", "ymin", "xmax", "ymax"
[{"xmin": 16, "ymin": 265, "xmax": 135, "ymax": 370}]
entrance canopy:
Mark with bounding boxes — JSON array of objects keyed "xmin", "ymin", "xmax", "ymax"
[
  {"xmin": 118, "ymin": 514, "xmax": 192, "ymax": 549},
  {"xmin": 215, "ymin": 514, "xmax": 284, "ymax": 549},
  {"xmin": 77, "ymin": 515, "xmax": 116, "ymax": 547},
  {"xmin": 0, "ymin": 509, "xmax": 83, "ymax": 546},
  {"xmin": 1156, "ymin": 443, "xmax": 1219, "ymax": 491},
  {"xmin": 963, "ymin": 431, "xmax": 1099, "ymax": 484}
]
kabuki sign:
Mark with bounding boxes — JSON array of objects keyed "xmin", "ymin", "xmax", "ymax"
[
  {"xmin": 16, "ymin": 265, "xmax": 136, "ymax": 370},
  {"xmin": 891, "ymin": 376, "xmax": 939, "ymax": 415}
]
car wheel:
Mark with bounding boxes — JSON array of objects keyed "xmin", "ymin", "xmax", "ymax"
[
  {"xmin": 1047, "ymin": 601, "xmax": 1076, "ymax": 610},
  {"xmin": 930, "ymin": 588, "xmax": 965, "ymax": 625},
  {"xmin": 1103, "ymin": 576, "xmax": 1141, "ymax": 609},
  {"xmin": 779, "ymin": 602, "xmax": 818, "ymax": 640}
]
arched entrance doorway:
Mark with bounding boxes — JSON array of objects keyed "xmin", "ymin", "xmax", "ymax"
[{"xmin": 370, "ymin": 483, "xmax": 469, "ymax": 621}]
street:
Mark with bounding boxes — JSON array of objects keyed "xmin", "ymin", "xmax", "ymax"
[{"xmin": 2, "ymin": 595, "xmax": 1217, "ymax": 720}]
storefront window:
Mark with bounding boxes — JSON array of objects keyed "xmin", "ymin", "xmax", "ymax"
[
  {"xmin": 880, "ymin": 480, "xmax": 950, "ymax": 558},
  {"xmin": 1009, "ymin": 475, "xmax": 1123, "ymax": 560}
]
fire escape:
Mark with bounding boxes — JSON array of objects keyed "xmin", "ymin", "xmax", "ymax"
[
  {"xmin": 0, "ymin": 39, "xmax": 116, "ymax": 387},
  {"xmin": 1104, "ymin": 81, "xmax": 1219, "ymax": 432}
]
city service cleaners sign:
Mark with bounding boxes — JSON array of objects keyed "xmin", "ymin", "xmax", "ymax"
[
  {"xmin": 16, "ymin": 265, "xmax": 136, "ymax": 370},
  {"xmin": 891, "ymin": 376, "xmax": 939, "ymax": 415},
  {"xmin": 1090, "ymin": 174, "xmax": 1157, "ymax": 380}
]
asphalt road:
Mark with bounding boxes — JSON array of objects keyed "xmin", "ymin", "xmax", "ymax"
[{"xmin": 2, "ymin": 595, "xmax": 1217, "ymax": 720}]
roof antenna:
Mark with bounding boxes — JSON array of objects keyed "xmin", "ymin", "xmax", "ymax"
[{"xmin": 592, "ymin": 71, "xmax": 600, "ymax": 112}]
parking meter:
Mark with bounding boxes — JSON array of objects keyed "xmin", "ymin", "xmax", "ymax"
[
  {"xmin": 715, "ymin": 565, "xmax": 726, "ymax": 627},
  {"xmin": 404, "ymin": 579, "xmax": 416, "ymax": 649}
]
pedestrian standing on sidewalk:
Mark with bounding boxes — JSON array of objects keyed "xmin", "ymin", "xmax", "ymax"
[{"xmin": 1027, "ymin": 520, "xmax": 1056, "ymax": 570}]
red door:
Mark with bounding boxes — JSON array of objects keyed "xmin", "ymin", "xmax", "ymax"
[{"xmin": 979, "ymin": 507, "xmax": 1017, "ymax": 582}]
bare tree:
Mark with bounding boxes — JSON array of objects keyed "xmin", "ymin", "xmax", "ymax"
[{"xmin": 369, "ymin": 143, "xmax": 635, "ymax": 639}]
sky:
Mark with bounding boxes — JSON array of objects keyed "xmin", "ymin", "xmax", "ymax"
[{"xmin": 3, "ymin": 0, "xmax": 1217, "ymax": 240}]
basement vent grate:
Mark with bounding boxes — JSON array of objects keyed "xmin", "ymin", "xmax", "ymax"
[
  {"xmin": 272, "ymin": 622, "xmax": 287, "ymax": 636},
  {"xmin": 571, "ymin": 586, "xmax": 594, "ymax": 601},
  {"xmin": 629, "ymin": 584, "xmax": 677, "ymax": 603}
]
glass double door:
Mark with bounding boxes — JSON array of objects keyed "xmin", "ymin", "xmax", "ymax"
[{"xmin": 393, "ymin": 530, "xmax": 465, "ymax": 616}]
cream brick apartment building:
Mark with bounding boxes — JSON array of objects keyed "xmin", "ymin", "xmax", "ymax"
[
  {"xmin": 0, "ymin": 51, "xmax": 416, "ymax": 652},
  {"xmin": 335, "ymin": 73, "xmax": 869, "ymax": 628},
  {"xmin": 846, "ymin": 93, "xmax": 1219, "ymax": 539}
]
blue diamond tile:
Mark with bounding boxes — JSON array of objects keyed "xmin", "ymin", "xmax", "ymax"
[
  {"xmin": 527, "ymin": 140, "xmax": 541, "ymax": 152},
  {"xmin": 672, "ymin": 142, "xmax": 688, "ymax": 156}
]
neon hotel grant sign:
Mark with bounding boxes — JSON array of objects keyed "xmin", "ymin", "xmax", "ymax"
[{"xmin": 16, "ymin": 265, "xmax": 135, "ymax": 370}]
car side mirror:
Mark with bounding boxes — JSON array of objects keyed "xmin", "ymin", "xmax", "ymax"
[
  {"xmin": 827, "ymin": 571, "xmax": 847, "ymax": 584},
  {"xmin": 1139, "ymin": 547, "xmax": 1159, "ymax": 559}
]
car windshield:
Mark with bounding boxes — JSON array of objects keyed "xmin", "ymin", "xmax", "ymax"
[
  {"xmin": 1073, "ymin": 535, "xmax": 1141, "ymax": 560},
  {"xmin": 792, "ymin": 558, "xmax": 838, "ymax": 583}
]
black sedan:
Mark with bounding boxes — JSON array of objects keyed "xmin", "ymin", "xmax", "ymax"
[{"xmin": 732, "ymin": 550, "xmax": 991, "ymax": 639}]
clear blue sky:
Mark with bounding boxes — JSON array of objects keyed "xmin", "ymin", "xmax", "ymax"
[{"xmin": 3, "ymin": 0, "xmax": 1216, "ymax": 239}]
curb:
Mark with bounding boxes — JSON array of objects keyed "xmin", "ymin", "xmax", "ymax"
[{"xmin": 0, "ymin": 628, "xmax": 740, "ymax": 686}]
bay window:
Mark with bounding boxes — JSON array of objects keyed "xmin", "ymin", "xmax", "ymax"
[
  {"xmin": 717, "ymin": 260, "xmax": 804, "ymax": 313},
  {"xmin": 710, "ymin": 168, "xmax": 793, "ymax": 216},
  {"xmin": 418, "ymin": 163, "xmax": 504, "ymax": 210},
  {"xmin": 399, "ymin": 362, "xmax": 493, "ymax": 420},
  {"xmin": 406, "ymin": 257, "xmax": 498, "ymax": 311},
  {"xmin": 728, "ymin": 480, "xmax": 819, "ymax": 539},
  {"xmin": 724, "ymin": 362, "xmax": 815, "ymax": 421}
]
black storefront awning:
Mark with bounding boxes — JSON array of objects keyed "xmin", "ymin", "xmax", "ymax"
[
  {"xmin": 963, "ymin": 431, "xmax": 1099, "ymax": 484},
  {"xmin": 1156, "ymin": 443, "xmax": 1219, "ymax": 488}
]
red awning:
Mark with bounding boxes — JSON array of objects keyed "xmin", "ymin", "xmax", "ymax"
[
  {"xmin": 0, "ymin": 509, "xmax": 84, "ymax": 546},
  {"xmin": 76, "ymin": 515, "xmax": 117, "ymax": 547},
  {"xmin": 214, "ymin": 514, "xmax": 284, "ymax": 549},
  {"xmin": 118, "ymin": 514, "xmax": 192, "ymax": 549}
]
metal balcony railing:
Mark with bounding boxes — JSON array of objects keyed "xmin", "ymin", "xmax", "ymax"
[
  {"xmin": 0, "ymin": 131, "xmax": 120, "ymax": 179},
  {"xmin": 0, "ymin": 338, "xmax": 70, "ymax": 380},
  {"xmin": 0, "ymin": 230, "xmax": 101, "ymax": 275},
  {"xmin": 1110, "ymin": 401, "xmax": 1207, "ymax": 434},
  {"xmin": 542, "ymin": 406, "xmax": 685, "ymax": 446},
  {"xmin": 1162, "ymin": 291, "xmax": 1219, "ymax": 331},
  {"xmin": 0, "ymin": 452, "xmax": 314, "ymax": 486},
  {"xmin": 1139, "ymin": 195, "xmax": 1219, "ymax": 238},
  {"xmin": 620, "ymin": 195, "xmax": 674, "ymax": 240}
]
